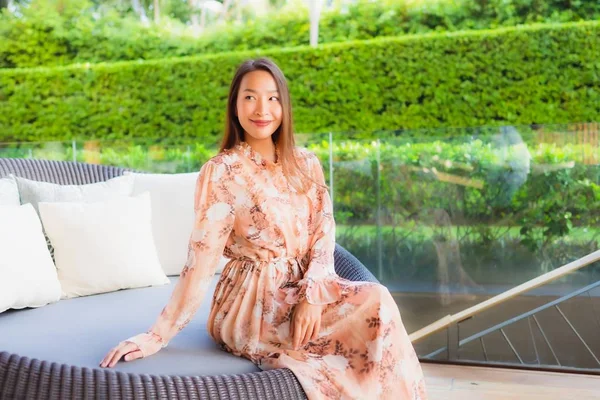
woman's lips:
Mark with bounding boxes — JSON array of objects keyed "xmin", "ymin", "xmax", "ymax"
[{"xmin": 251, "ymin": 120, "xmax": 272, "ymax": 127}]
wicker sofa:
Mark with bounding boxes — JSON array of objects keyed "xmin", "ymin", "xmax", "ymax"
[{"xmin": 0, "ymin": 158, "xmax": 379, "ymax": 400}]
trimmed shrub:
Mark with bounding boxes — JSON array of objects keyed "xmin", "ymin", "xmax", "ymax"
[{"xmin": 1, "ymin": 21, "xmax": 598, "ymax": 143}]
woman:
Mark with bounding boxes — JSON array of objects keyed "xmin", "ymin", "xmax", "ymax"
[{"xmin": 100, "ymin": 58, "xmax": 427, "ymax": 400}]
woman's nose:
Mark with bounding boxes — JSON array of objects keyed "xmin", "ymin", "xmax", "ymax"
[{"xmin": 255, "ymin": 99, "xmax": 269, "ymax": 116}]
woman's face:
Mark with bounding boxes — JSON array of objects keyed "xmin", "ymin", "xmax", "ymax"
[{"xmin": 236, "ymin": 70, "xmax": 283, "ymax": 142}]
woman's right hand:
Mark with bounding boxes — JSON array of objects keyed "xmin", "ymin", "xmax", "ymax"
[{"xmin": 99, "ymin": 331, "xmax": 165, "ymax": 368}]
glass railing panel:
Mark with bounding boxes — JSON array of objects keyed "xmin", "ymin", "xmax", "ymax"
[{"xmin": 1, "ymin": 121, "xmax": 599, "ymax": 371}]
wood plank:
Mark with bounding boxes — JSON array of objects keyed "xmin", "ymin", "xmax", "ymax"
[{"xmin": 422, "ymin": 363, "xmax": 600, "ymax": 400}]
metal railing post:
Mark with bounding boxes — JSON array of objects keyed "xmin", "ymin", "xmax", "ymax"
[
  {"xmin": 329, "ymin": 132, "xmax": 334, "ymax": 205},
  {"xmin": 447, "ymin": 322, "xmax": 459, "ymax": 361},
  {"xmin": 376, "ymin": 138, "xmax": 383, "ymax": 281}
]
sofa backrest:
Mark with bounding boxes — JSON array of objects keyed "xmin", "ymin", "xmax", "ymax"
[
  {"xmin": 0, "ymin": 158, "xmax": 379, "ymax": 282},
  {"xmin": 0, "ymin": 158, "xmax": 127, "ymax": 185}
]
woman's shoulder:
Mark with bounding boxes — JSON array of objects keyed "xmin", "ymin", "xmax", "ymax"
[
  {"xmin": 197, "ymin": 148, "xmax": 242, "ymax": 179},
  {"xmin": 296, "ymin": 148, "xmax": 326, "ymax": 177},
  {"xmin": 293, "ymin": 146, "xmax": 319, "ymax": 163},
  {"xmin": 204, "ymin": 148, "xmax": 241, "ymax": 168}
]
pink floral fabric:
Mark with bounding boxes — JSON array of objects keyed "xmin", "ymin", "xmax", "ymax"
[{"xmin": 139, "ymin": 141, "xmax": 427, "ymax": 399}]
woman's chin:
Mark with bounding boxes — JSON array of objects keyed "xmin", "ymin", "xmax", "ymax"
[{"xmin": 244, "ymin": 127, "xmax": 280, "ymax": 141}]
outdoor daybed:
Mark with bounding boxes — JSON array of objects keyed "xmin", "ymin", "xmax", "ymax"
[{"xmin": 0, "ymin": 157, "xmax": 378, "ymax": 400}]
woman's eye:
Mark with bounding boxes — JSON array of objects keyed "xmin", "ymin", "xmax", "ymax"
[
  {"xmin": 245, "ymin": 96, "xmax": 255, "ymax": 100},
  {"xmin": 270, "ymin": 96, "xmax": 279, "ymax": 101}
]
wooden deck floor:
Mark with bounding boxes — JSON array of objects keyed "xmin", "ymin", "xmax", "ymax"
[{"xmin": 422, "ymin": 363, "xmax": 600, "ymax": 399}]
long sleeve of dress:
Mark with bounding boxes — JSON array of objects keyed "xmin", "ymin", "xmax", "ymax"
[
  {"xmin": 282, "ymin": 153, "xmax": 345, "ymax": 306},
  {"xmin": 126, "ymin": 161, "xmax": 235, "ymax": 353}
]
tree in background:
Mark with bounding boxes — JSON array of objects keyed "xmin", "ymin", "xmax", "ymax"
[
  {"xmin": 0, "ymin": 0, "xmax": 343, "ymax": 30},
  {"xmin": 2, "ymin": 0, "xmax": 598, "ymax": 69}
]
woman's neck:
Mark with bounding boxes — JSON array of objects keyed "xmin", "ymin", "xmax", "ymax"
[{"xmin": 245, "ymin": 137, "xmax": 277, "ymax": 163}]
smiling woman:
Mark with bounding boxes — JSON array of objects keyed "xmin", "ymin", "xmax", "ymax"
[
  {"xmin": 238, "ymin": 76, "xmax": 282, "ymax": 133},
  {"xmin": 100, "ymin": 57, "xmax": 428, "ymax": 400},
  {"xmin": 220, "ymin": 58, "xmax": 317, "ymax": 196},
  {"xmin": 235, "ymin": 70, "xmax": 283, "ymax": 158}
]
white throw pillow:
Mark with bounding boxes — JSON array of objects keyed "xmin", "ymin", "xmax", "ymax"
[
  {"xmin": 0, "ymin": 204, "xmax": 61, "ymax": 313},
  {"xmin": 15, "ymin": 174, "xmax": 135, "ymax": 212},
  {"xmin": 0, "ymin": 176, "xmax": 19, "ymax": 206},
  {"xmin": 14, "ymin": 174, "xmax": 135, "ymax": 260},
  {"xmin": 38, "ymin": 192, "xmax": 169, "ymax": 299},
  {"xmin": 128, "ymin": 172, "xmax": 230, "ymax": 275}
]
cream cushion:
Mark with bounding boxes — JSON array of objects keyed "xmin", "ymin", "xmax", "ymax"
[
  {"xmin": 0, "ymin": 176, "xmax": 19, "ymax": 206},
  {"xmin": 0, "ymin": 204, "xmax": 61, "ymax": 313},
  {"xmin": 39, "ymin": 192, "xmax": 169, "ymax": 299},
  {"xmin": 128, "ymin": 172, "xmax": 230, "ymax": 275}
]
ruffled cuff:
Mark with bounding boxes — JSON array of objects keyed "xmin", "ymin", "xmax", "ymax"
[
  {"xmin": 124, "ymin": 331, "xmax": 167, "ymax": 357},
  {"xmin": 280, "ymin": 275, "xmax": 345, "ymax": 306}
]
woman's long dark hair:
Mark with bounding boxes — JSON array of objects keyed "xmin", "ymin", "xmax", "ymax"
[{"xmin": 220, "ymin": 57, "xmax": 324, "ymax": 194}]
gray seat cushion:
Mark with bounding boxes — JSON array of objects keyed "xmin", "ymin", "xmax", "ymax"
[{"xmin": 0, "ymin": 277, "xmax": 260, "ymax": 376}]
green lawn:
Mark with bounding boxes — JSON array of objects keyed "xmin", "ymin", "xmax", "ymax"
[{"xmin": 337, "ymin": 224, "xmax": 600, "ymax": 244}]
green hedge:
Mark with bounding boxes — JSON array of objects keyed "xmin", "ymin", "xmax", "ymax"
[
  {"xmin": 1, "ymin": 0, "xmax": 599, "ymax": 69},
  {"xmin": 0, "ymin": 21, "xmax": 598, "ymax": 143}
]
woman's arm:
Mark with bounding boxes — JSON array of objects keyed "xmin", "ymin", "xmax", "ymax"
[
  {"xmin": 282, "ymin": 153, "xmax": 343, "ymax": 306},
  {"xmin": 148, "ymin": 160, "xmax": 235, "ymax": 345},
  {"xmin": 100, "ymin": 160, "xmax": 235, "ymax": 367}
]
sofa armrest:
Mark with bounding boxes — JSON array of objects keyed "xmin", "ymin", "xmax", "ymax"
[
  {"xmin": 333, "ymin": 244, "xmax": 379, "ymax": 283},
  {"xmin": 0, "ymin": 351, "xmax": 307, "ymax": 400}
]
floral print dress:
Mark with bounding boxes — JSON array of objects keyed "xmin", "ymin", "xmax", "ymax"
[{"xmin": 133, "ymin": 141, "xmax": 427, "ymax": 400}]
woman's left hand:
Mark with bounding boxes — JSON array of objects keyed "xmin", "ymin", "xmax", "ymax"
[{"xmin": 291, "ymin": 299, "xmax": 323, "ymax": 349}]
